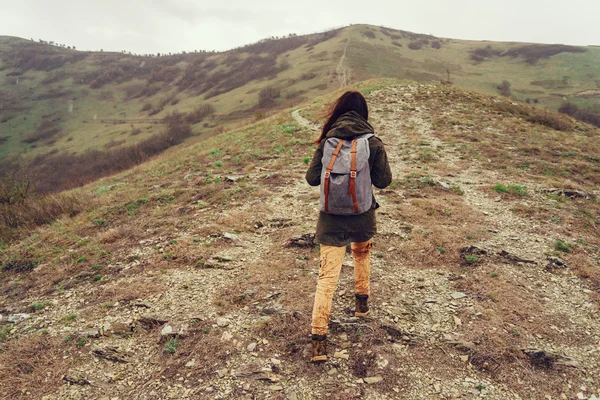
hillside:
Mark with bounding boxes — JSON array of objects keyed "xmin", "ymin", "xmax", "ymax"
[
  {"xmin": 0, "ymin": 80, "xmax": 599, "ymax": 399},
  {"xmin": 1, "ymin": 24, "xmax": 599, "ymax": 192}
]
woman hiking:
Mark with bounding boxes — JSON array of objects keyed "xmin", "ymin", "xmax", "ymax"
[{"xmin": 305, "ymin": 90, "xmax": 392, "ymax": 362}]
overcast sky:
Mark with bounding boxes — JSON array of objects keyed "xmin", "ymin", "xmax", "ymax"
[{"xmin": 1, "ymin": 0, "xmax": 597, "ymax": 54}]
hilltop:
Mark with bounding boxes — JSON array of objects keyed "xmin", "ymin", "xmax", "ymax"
[
  {"xmin": 0, "ymin": 80, "xmax": 599, "ymax": 399},
  {"xmin": 1, "ymin": 24, "xmax": 600, "ymax": 192}
]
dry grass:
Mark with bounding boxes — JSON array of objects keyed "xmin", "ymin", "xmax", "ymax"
[{"xmin": 0, "ymin": 334, "xmax": 86, "ymax": 399}]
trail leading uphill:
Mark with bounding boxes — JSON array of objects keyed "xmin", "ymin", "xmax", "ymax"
[{"xmin": 1, "ymin": 81, "xmax": 599, "ymax": 400}]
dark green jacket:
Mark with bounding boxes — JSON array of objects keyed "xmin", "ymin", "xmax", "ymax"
[{"xmin": 305, "ymin": 111, "xmax": 392, "ymax": 246}]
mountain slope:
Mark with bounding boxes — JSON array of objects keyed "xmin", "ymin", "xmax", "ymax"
[
  {"xmin": 0, "ymin": 80, "xmax": 599, "ymax": 399},
  {"xmin": 1, "ymin": 24, "xmax": 599, "ymax": 167}
]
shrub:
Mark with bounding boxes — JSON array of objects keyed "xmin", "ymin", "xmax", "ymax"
[
  {"xmin": 431, "ymin": 41, "xmax": 442, "ymax": 49},
  {"xmin": 504, "ymin": 44, "xmax": 586, "ymax": 65},
  {"xmin": 492, "ymin": 101, "xmax": 572, "ymax": 131},
  {"xmin": 258, "ymin": 86, "xmax": 280, "ymax": 107},
  {"xmin": 184, "ymin": 104, "xmax": 215, "ymax": 125},
  {"xmin": 555, "ymin": 240, "xmax": 571, "ymax": 253},
  {"xmin": 408, "ymin": 41, "xmax": 424, "ymax": 50},
  {"xmin": 558, "ymin": 102, "xmax": 600, "ymax": 128},
  {"xmin": 497, "ymin": 80, "xmax": 511, "ymax": 97},
  {"xmin": 0, "ymin": 171, "xmax": 35, "ymax": 205},
  {"xmin": 363, "ymin": 31, "xmax": 376, "ymax": 39}
]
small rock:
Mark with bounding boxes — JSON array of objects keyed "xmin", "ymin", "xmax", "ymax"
[
  {"xmin": 334, "ymin": 352, "xmax": 349, "ymax": 360},
  {"xmin": 433, "ymin": 383, "xmax": 441, "ymax": 393},
  {"xmin": 80, "ymin": 330, "xmax": 100, "ymax": 338},
  {"xmin": 271, "ymin": 358, "xmax": 281, "ymax": 365},
  {"xmin": 269, "ymin": 385, "xmax": 284, "ymax": 391},
  {"xmin": 217, "ymin": 368, "xmax": 228, "ymax": 378},
  {"xmin": 223, "ymin": 233, "xmax": 240, "ymax": 241},
  {"xmin": 7, "ymin": 313, "xmax": 30, "ymax": 323},
  {"xmin": 247, "ymin": 342, "xmax": 257, "ymax": 352},
  {"xmin": 364, "ymin": 376, "xmax": 383, "ymax": 384},
  {"xmin": 216, "ymin": 317, "xmax": 230, "ymax": 327},
  {"xmin": 221, "ymin": 331, "xmax": 233, "ymax": 341},
  {"xmin": 453, "ymin": 316, "xmax": 462, "ymax": 326},
  {"xmin": 459, "ymin": 355, "xmax": 469, "ymax": 362},
  {"xmin": 451, "ymin": 292, "xmax": 467, "ymax": 299},
  {"xmin": 161, "ymin": 325, "xmax": 174, "ymax": 336},
  {"xmin": 185, "ymin": 359, "xmax": 196, "ymax": 368},
  {"xmin": 225, "ymin": 175, "xmax": 241, "ymax": 183}
]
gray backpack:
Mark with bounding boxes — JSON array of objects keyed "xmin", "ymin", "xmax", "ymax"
[{"xmin": 320, "ymin": 134, "xmax": 374, "ymax": 215}]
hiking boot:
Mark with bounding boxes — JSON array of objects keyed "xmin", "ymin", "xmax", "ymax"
[
  {"xmin": 355, "ymin": 294, "xmax": 369, "ymax": 317},
  {"xmin": 311, "ymin": 334, "xmax": 327, "ymax": 363}
]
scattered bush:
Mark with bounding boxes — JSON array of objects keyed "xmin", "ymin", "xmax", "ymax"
[
  {"xmin": 408, "ymin": 41, "xmax": 424, "ymax": 50},
  {"xmin": 300, "ymin": 72, "xmax": 316, "ymax": 81},
  {"xmin": 258, "ymin": 86, "xmax": 280, "ymax": 107},
  {"xmin": 497, "ymin": 80, "xmax": 511, "ymax": 97},
  {"xmin": 504, "ymin": 44, "xmax": 586, "ymax": 65},
  {"xmin": 363, "ymin": 31, "xmax": 376, "ymax": 39},
  {"xmin": 558, "ymin": 102, "xmax": 600, "ymax": 128},
  {"xmin": 470, "ymin": 44, "xmax": 585, "ymax": 64},
  {"xmin": 184, "ymin": 104, "xmax": 215, "ymax": 125},
  {"xmin": 0, "ymin": 171, "xmax": 35, "ymax": 205},
  {"xmin": 431, "ymin": 41, "xmax": 442, "ymax": 49},
  {"xmin": 492, "ymin": 101, "xmax": 573, "ymax": 131}
]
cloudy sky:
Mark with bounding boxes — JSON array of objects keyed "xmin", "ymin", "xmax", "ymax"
[{"xmin": 1, "ymin": 0, "xmax": 597, "ymax": 54}]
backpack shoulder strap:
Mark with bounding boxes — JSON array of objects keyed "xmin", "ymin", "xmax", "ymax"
[
  {"xmin": 323, "ymin": 139, "xmax": 344, "ymax": 213},
  {"xmin": 349, "ymin": 139, "xmax": 359, "ymax": 213}
]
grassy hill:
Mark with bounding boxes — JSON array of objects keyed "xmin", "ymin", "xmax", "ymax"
[
  {"xmin": 1, "ymin": 24, "xmax": 599, "ymax": 192},
  {"xmin": 0, "ymin": 79, "xmax": 599, "ymax": 399}
]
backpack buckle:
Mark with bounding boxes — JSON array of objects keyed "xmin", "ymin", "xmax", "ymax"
[{"xmin": 350, "ymin": 171, "xmax": 357, "ymax": 178}]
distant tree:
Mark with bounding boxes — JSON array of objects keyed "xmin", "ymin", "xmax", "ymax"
[
  {"xmin": 497, "ymin": 80, "xmax": 512, "ymax": 97},
  {"xmin": 73, "ymin": 46, "xmax": 76, "ymax": 50}
]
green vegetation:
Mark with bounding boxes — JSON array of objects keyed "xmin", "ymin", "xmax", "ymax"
[
  {"xmin": 555, "ymin": 240, "xmax": 572, "ymax": 253},
  {"xmin": 464, "ymin": 255, "xmax": 480, "ymax": 265},
  {"xmin": 30, "ymin": 301, "xmax": 49, "ymax": 311},
  {"xmin": 164, "ymin": 338, "xmax": 179, "ymax": 354},
  {"xmin": 493, "ymin": 184, "xmax": 527, "ymax": 196}
]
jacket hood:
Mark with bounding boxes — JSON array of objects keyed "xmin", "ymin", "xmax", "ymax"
[{"xmin": 325, "ymin": 111, "xmax": 374, "ymax": 139}]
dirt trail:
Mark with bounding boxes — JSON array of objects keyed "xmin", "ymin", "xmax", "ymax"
[{"xmin": 335, "ymin": 38, "xmax": 351, "ymax": 88}]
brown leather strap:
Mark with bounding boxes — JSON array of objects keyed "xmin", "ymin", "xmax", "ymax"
[
  {"xmin": 349, "ymin": 139, "xmax": 359, "ymax": 213},
  {"xmin": 324, "ymin": 140, "xmax": 344, "ymax": 212}
]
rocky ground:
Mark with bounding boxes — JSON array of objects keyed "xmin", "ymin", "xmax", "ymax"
[{"xmin": 1, "ymin": 82, "xmax": 599, "ymax": 399}]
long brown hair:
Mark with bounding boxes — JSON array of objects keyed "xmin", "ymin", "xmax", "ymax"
[{"xmin": 315, "ymin": 90, "xmax": 368, "ymax": 143}]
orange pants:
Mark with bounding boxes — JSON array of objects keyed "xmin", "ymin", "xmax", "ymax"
[{"xmin": 311, "ymin": 240, "xmax": 372, "ymax": 335}]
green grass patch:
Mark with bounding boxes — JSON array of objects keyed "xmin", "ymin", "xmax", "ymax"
[
  {"xmin": 164, "ymin": 338, "xmax": 179, "ymax": 354},
  {"xmin": 555, "ymin": 240, "xmax": 572, "ymax": 253},
  {"xmin": 492, "ymin": 184, "xmax": 527, "ymax": 195}
]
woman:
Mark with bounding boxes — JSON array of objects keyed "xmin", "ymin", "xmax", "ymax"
[{"xmin": 305, "ymin": 90, "xmax": 392, "ymax": 362}]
